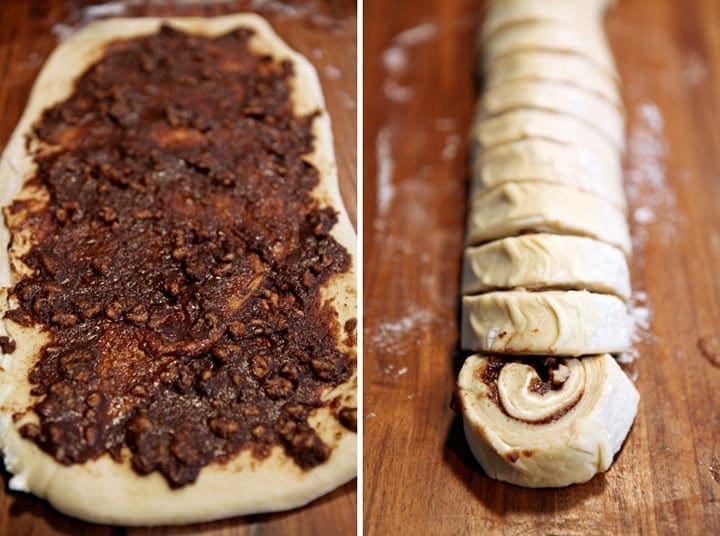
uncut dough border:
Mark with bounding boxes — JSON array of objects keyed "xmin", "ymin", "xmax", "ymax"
[{"xmin": 0, "ymin": 14, "xmax": 357, "ymax": 526}]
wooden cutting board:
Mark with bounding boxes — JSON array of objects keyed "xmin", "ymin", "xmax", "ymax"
[
  {"xmin": 363, "ymin": 0, "xmax": 720, "ymax": 533},
  {"xmin": 0, "ymin": 1, "xmax": 356, "ymax": 534}
]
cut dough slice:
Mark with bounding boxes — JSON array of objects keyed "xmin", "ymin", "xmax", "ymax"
[
  {"xmin": 462, "ymin": 234, "xmax": 631, "ymax": 300},
  {"xmin": 481, "ymin": 20, "xmax": 618, "ymax": 79},
  {"xmin": 482, "ymin": 0, "xmax": 614, "ymax": 40},
  {"xmin": 0, "ymin": 15, "xmax": 356, "ymax": 526},
  {"xmin": 471, "ymin": 138, "xmax": 625, "ymax": 209},
  {"xmin": 485, "ymin": 50, "xmax": 620, "ymax": 106},
  {"xmin": 472, "ymin": 108, "xmax": 622, "ymax": 169},
  {"xmin": 461, "ymin": 290, "xmax": 631, "ymax": 355},
  {"xmin": 457, "ymin": 353, "xmax": 639, "ymax": 487},
  {"xmin": 466, "ymin": 182, "xmax": 631, "ymax": 255},
  {"xmin": 479, "ymin": 79, "xmax": 624, "ymax": 150}
]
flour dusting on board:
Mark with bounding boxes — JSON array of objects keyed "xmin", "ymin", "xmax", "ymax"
[
  {"xmin": 375, "ymin": 22, "xmax": 442, "ymax": 215},
  {"xmin": 620, "ymin": 100, "xmax": 673, "ymax": 375},
  {"xmin": 380, "ymin": 21, "xmax": 438, "ymax": 103},
  {"xmin": 376, "ymin": 127, "xmax": 395, "ymax": 216},
  {"xmin": 626, "ymin": 101, "xmax": 675, "ymax": 249},
  {"xmin": 371, "ymin": 309, "xmax": 436, "ymax": 376},
  {"xmin": 619, "ymin": 291, "xmax": 652, "ymax": 379}
]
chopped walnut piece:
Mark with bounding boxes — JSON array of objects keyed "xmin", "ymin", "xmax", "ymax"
[{"xmin": 264, "ymin": 376, "xmax": 294, "ymax": 399}]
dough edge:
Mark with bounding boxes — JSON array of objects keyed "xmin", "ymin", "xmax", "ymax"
[{"xmin": 0, "ymin": 14, "xmax": 357, "ymax": 526}]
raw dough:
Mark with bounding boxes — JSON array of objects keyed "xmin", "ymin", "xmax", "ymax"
[
  {"xmin": 484, "ymin": 50, "xmax": 620, "ymax": 106},
  {"xmin": 471, "ymin": 138, "xmax": 625, "ymax": 209},
  {"xmin": 482, "ymin": 0, "xmax": 614, "ymax": 40},
  {"xmin": 457, "ymin": 353, "xmax": 639, "ymax": 487},
  {"xmin": 479, "ymin": 79, "xmax": 624, "ymax": 150},
  {"xmin": 0, "ymin": 15, "xmax": 357, "ymax": 526},
  {"xmin": 481, "ymin": 19, "xmax": 618, "ymax": 79},
  {"xmin": 462, "ymin": 234, "xmax": 631, "ymax": 300},
  {"xmin": 472, "ymin": 108, "xmax": 622, "ymax": 168},
  {"xmin": 465, "ymin": 182, "xmax": 632, "ymax": 256},
  {"xmin": 461, "ymin": 290, "xmax": 632, "ymax": 355}
]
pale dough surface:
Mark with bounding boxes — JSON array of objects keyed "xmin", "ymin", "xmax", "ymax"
[
  {"xmin": 461, "ymin": 290, "xmax": 632, "ymax": 355},
  {"xmin": 0, "ymin": 14, "xmax": 357, "ymax": 526},
  {"xmin": 472, "ymin": 108, "xmax": 621, "ymax": 169},
  {"xmin": 457, "ymin": 353, "xmax": 639, "ymax": 487},
  {"xmin": 462, "ymin": 234, "xmax": 631, "ymax": 300},
  {"xmin": 485, "ymin": 50, "xmax": 620, "ymax": 106},
  {"xmin": 465, "ymin": 182, "xmax": 632, "ymax": 256},
  {"xmin": 481, "ymin": 19, "xmax": 618, "ymax": 79},
  {"xmin": 471, "ymin": 138, "xmax": 625, "ymax": 209},
  {"xmin": 478, "ymin": 79, "xmax": 625, "ymax": 150},
  {"xmin": 482, "ymin": 0, "xmax": 614, "ymax": 40}
]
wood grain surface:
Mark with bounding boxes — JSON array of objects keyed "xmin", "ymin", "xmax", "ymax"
[
  {"xmin": 363, "ymin": 0, "xmax": 720, "ymax": 534},
  {"xmin": 0, "ymin": 1, "xmax": 356, "ymax": 534}
]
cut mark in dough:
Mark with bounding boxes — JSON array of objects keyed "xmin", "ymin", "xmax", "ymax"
[
  {"xmin": 478, "ymin": 79, "xmax": 625, "ymax": 150},
  {"xmin": 481, "ymin": 19, "xmax": 618, "ymax": 80},
  {"xmin": 465, "ymin": 181, "xmax": 632, "ymax": 256},
  {"xmin": 484, "ymin": 49, "xmax": 621, "ymax": 106},
  {"xmin": 471, "ymin": 137, "xmax": 625, "ymax": 209},
  {"xmin": 462, "ymin": 234, "xmax": 631, "ymax": 300}
]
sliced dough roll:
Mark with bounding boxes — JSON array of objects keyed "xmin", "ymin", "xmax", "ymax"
[
  {"xmin": 481, "ymin": 20, "xmax": 618, "ymax": 80},
  {"xmin": 461, "ymin": 290, "xmax": 632, "ymax": 355},
  {"xmin": 471, "ymin": 138, "xmax": 625, "ymax": 209},
  {"xmin": 462, "ymin": 234, "xmax": 631, "ymax": 300},
  {"xmin": 482, "ymin": 0, "xmax": 613, "ymax": 40},
  {"xmin": 457, "ymin": 353, "xmax": 639, "ymax": 487},
  {"xmin": 466, "ymin": 182, "xmax": 631, "ymax": 255},
  {"xmin": 485, "ymin": 50, "xmax": 620, "ymax": 106},
  {"xmin": 472, "ymin": 108, "xmax": 621, "ymax": 169},
  {"xmin": 479, "ymin": 79, "xmax": 624, "ymax": 150}
]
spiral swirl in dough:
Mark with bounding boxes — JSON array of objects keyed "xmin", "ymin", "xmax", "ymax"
[{"xmin": 457, "ymin": 353, "xmax": 639, "ymax": 487}]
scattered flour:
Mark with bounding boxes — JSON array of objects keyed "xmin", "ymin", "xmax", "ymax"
[
  {"xmin": 682, "ymin": 50, "xmax": 708, "ymax": 87},
  {"xmin": 394, "ymin": 22, "xmax": 438, "ymax": 47},
  {"xmin": 626, "ymin": 101, "xmax": 675, "ymax": 250},
  {"xmin": 371, "ymin": 309, "xmax": 436, "ymax": 356},
  {"xmin": 633, "ymin": 206, "xmax": 655, "ymax": 225},
  {"xmin": 323, "ymin": 65, "xmax": 341, "ymax": 79},
  {"xmin": 619, "ymin": 291, "xmax": 653, "ymax": 379},
  {"xmin": 338, "ymin": 90, "xmax": 356, "ymax": 109},
  {"xmin": 382, "ymin": 46, "xmax": 408, "ymax": 74},
  {"xmin": 441, "ymin": 133, "xmax": 461, "ymax": 160},
  {"xmin": 369, "ymin": 307, "xmax": 446, "ymax": 380},
  {"xmin": 383, "ymin": 79, "xmax": 413, "ymax": 103},
  {"xmin": 379, "ymin": 21, "xmax": 438, "ymax": 104},
  {"xmin": 82, "ymin": 2, "xmax": 128, "ymax": 18},
  {"xmin": 375, "ymin": 127, "xmax": 395, "ymax": 216},
  {"xmin": 51, "ymin": 23, "xmax": 76, "ymax": 42}
]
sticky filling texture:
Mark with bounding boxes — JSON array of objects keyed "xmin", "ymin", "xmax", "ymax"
[{"xmin": 4, "ymin": 25, "xmax": 355, "ymax": 488}]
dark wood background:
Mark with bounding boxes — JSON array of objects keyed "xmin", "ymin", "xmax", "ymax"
[
  {"xmin": 364, "ymin": 0, "xmax": 720, "ymax": 534},
  {"xmin": 0, "ymin": 0, "xmax": 356, "ymax": 534}
]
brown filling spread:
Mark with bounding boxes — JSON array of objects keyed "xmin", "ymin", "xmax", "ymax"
[
  {"xmin": 480, "ymin": 356, "xmax": 577, "ymax": 424},
  {"xmin": 4, "ymin": 25, "xmax": 355, "ymax": 488}
]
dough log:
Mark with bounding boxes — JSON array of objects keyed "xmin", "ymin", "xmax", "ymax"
[{"xmin": 457, "ymin": 0, "xmax": 638, "ymax": 488}]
